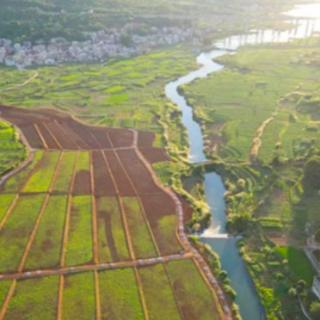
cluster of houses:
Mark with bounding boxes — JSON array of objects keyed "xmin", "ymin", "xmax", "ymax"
[{"xmin": 0, "ymin": 23, "xmax": 203, "ymax": 69}]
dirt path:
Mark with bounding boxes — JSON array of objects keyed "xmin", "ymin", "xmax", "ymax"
[
  {"xmin": 249, "ymin": 117, "xmax": 274, "ymax": 160},
  {"xmin": 0, "ymin": 280, "xmax": 17, "ymax": 320},
  {"xmin": 0, "ymin": 72, "xmax": 39, "ymax": 93}
]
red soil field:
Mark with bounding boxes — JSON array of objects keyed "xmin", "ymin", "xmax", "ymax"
[
  {"xmin": 137, "ymin": 131, "xmax": 155, "ymax": 148},
  {"xmin": 116, "ymin": 149, "xmax": 161, "ymax": 194},
  {"xmin": 72, "ymin": 171, "xmax": 91, "ymax": 195},
  {"xmin": 139, "ymin": 147, "xmax": 169, "ymax": 164},
  {"xmin": 103, "ymin": 150, "xmax": 135, "ymax": 196},
  {"xmin": 0, "ymin": 105, "xmax": 134, "ymax": 150},
  {"xmin": 92, "ymin": 151, "xmax": 117, "ymax": 196}
]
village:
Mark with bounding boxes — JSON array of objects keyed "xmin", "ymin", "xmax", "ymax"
[{"xmin": 0, "ymin": 23, "xmax": 204, "ymax": 69}]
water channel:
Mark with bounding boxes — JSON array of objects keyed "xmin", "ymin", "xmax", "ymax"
[{"xmin": 165, "ymin": 3, "xmax": 320, "ymax": 320}]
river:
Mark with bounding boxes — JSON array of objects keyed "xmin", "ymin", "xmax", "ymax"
[{"xmin": 165, "ymin": 3, "xmax": 320, "ymax": 320}]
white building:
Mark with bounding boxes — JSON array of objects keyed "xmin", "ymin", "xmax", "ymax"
[{"xmin": 312, "ymin": 276, "xmax": 320, "ymax": 300}]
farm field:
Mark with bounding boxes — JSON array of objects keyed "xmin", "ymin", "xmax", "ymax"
[
  {"xmin": 62, "ymin": 272, "xmax": 96, "ymax": 320},
  {"xmin": 0, "ymin": 106, "xmax": 224, "ymax": 320}
]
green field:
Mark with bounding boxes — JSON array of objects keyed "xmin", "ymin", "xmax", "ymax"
[
  {"xmin": 96, "ymin": 196, "xmax": 130, "ymax": 262},
  {"xmin": 276, "ymin": 246, "xmax": 316, "ymax": 286},
  {"xmin": 65, "ymin": 195, "xmax": 93, "ymax": 266},
  {"xmin": 2, "ymin": 151, "xmax": 44, "ymax": 193},
  {"xmin": 138, "ymin": 264, "xmax": 181, "ymax": 320},
  {"xmin": 23, "ymin": 152, "xmax": 61, "ymax": 193},
  {"xmin": 122, "ymin": 197, "xmax": 158, "ymax": 258},
  {"xmin": 0, "ymin": 281, "xmax": 11, "ymax": 309},
  {"xmin": 167, "ymin": 259, "xmax": 220, "ymax": 320},
  {"xmin": 0, "ymin": 194, "xmax": 46, "ymax": 272},
  {"xmin": 75, "ymin": 152, "xmax": 90, "ymax": 171},
  {"xmin": 0, "ymin": 194, "xmax": 16, "ymax": 222},
  {"xmin": 99, "ymin": 268, "xmax": 144, "ymax": 320},
  {"xmin": 62, "ymin": 272, "xmax": 96, "ymax": 320},
  {"xmin": 0, "ymin": 121, "xmax": 26, "ymax": 179},
  {"xmin": 25, "ymin": 195, "xmax": 68, "ymax": 270},
  {"xmin": 4, "ymin": 277, "xmax": 59, "ymax": 320},
  {"xmin": 52, "ymin": 152, "xmax": 77, "ymax": 193}
]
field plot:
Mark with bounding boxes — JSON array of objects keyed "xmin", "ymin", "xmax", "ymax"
[
  {"xmin": 65, "ymin": 196, "xmax": 93, "ymax": 266},
  {"xmin": 122, "ymin": 197, "xmax": 158, "ymax": 258},
  {"xmin": 73, "ymin": 152, "xmax": 91, "ymax": 195},
  {"xmin": 92, "ymin": 151, "xmax": 116, "ymax": 196},
  {"xmin": 62, "ymin": 272, "xmax": 96, "ymax": 320},
  {"xmin": 0, "ymin": 281, "xmax": 11, "ymax": 309},
  {"xmin": 96, "ymin": 196, "xmax": 129, "ymax": 262},
  {"xmin": 138, "ymin": 264, "xmax": 181, "ymax": 320},
  {"xmin": 25, "ymin": 195, "xmax": 68, "ymax": 270},
  {"xmin": 117, "ymin": 149, "xmax": 161, "ymax": 194},
  {"xmin": 4, "ymin": 276, "xmax": 59, "ymax": 320},
  {"xmin": 22, "ymin": 151, "xmax": 60, "ymax": 193},
  {"xmin": 140, "ymin": 194, "xmax": 182, "ymax": 255},
  {"xmin": 52, "ymin": 152, "xmax": 77, "ymax": 193},
  {"xmin": 167, "ymin": 259, "xmax": 220, "ymax": 320},
  {"xmin": 104, "ymin": 150, "xmax": 135, "ymax": 196},
  {"xmin": 99, "ymin": 268, "xmax": 144, "ymax": 320},
  {"xmin": 0, "ymin": 194, "xmax": 45, "ymax": 273},
  {"xmin": 0, "ymin": 194, "xmax": 16, "ymax": 222},
  {"xmin": 1, "ymin": 151, "xmax": 44, "ymax": 193}
]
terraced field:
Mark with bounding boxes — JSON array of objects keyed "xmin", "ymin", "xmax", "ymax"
[{"xmin": 0, "ymin": 106, "xmax": 226, "ymax": 320}]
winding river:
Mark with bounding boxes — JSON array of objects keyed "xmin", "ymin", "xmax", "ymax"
[{"xmin": 165, "ymin": 3, "xmax": 320, "ymax": 320}]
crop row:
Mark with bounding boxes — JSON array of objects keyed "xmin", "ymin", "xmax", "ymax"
[{"xmin": 0, "ymin": 259, "xmax": 220, "ymax": 320}]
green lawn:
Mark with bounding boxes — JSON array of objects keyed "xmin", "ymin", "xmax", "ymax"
[
  {"xmin": 166, "ymin": 259, "xmax": 220, "ymax": 320},
  {"xmin": 138, "ymin": 264, "xmax": 181, "ymax": 320},
  {"xmin": 62, "ymin": 272, "xmax": 96, "ymax": 320},
  {"xmin": 96, "ymin": 196, "xmax": 129, "ymax": 262},
  {"xmin": 276, "ymin": 246, "xmax": 315, "ymax": 286},
  {"xmin": 122, "ymin": 197, "xmax": 158, "ymax": 258},
  {"xmin": 25, "ymin": 195, "xmax": 68, "ymax": 270},
  {"xmin": 65, "ymin": 195, "xmax": 93, "ymax": 266},
  {"xmin": 99, "ymin": 268, "xmax": 144, "ymax": 320},
  {"xmin": 2, "ymin": 151, "xmax": 44, "ymax": 193},
  {"xmin": 4, "ymin": 276, "xmax": 59, "ymax": 320},
  {"xmin": 0, "ymin": 194, "xmax": 46, "ymax": 273},
  {"xmin": 23, "ymin": 151, "xmax": 61, "ymax": 193},
  {"xmin": 52, "ymin": 152, "xmax": 77, "ymax": 193}
]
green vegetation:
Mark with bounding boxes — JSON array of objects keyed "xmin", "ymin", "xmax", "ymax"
[
  {"xmin": 96, "ymin": 196, "xmax": 129, "ymax": 262},
  {"xmin": 23, "ymin": 151, "xmax": 60, "ymax": 192},
  {"xmin": 0, "ymin": 194, "xmax": 45, "ymax": 272},
  {"xmin": 2, "ymin": 151, "xmax": 44, "ymax": 193},
  {"xmin": 65, "ymin": 196, "xmax": 93, "ymax": 266},
  {"xmin": 25, "ymin": 195, "xmax": 68, "ymax": 269},
  {"xmin": 76, "ymin": 152, "xmax": 90, "ymax": 171},
  {"xmin": 0, "ymin": 0, "xmax": 295, "ymax": 43},
  {"xmin": 182, "ymin": 39, "xmax": 320, "ymax": 319},
  {"xmin": 122, "ymin": 197, "xmax": 157, "ymax": 258},
  {"xmin": 62, "ymin": 272, "xmax": 96, "ymax": 320},
  {"xmin": 52, "ymin": 152, "xmax": 77, "ymax": 193},
  {"xmin": 138, "ymin": 264, "xmax": 181, "ymax": 320},
  {"xmin": 0, "ymin": 281, "xmax": 11, "ymax": 309},
  {"xmin": 0, "ymin": 194, "xmax": 16, "ymax": 221},
  {"xmin": 167, "ymin": 259, "xmax": 220, "ymax": 320},
  {"xmin": 276, "ymin": 246, "xmax": 315, "ymax": 286},
  {"xmin": 0, "ymin": 121, "xmax": 26, "ymax": 178},
  {"xmin": 99, "ymin": 268, "xmax": 144, "ymax": 320},
  {"xmin": 4, "ymin": 276, "xmax": 59, "ymax": 320},
  {"xmin": 155, "ymin": 214, "xmax": 182, "ymax": 254}
]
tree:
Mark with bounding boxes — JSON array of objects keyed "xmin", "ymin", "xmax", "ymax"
[
  {"xmin": 226, "ymin": 212, "xmax": 252, "ymax": 234},
  {"xmin": 304, "ymin": 156, "xmax": 320, "ymax": 188},
  {"xmin": 310, "ymin": 301, "xmax": 320, "ymax": 317},
  {"xmin": 288, "ymin": 287, "xmax": 297, "ymax": 298},
  {"xmin": 315, "ymin": 229, "xmax": 320, "ymax": 243}
]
